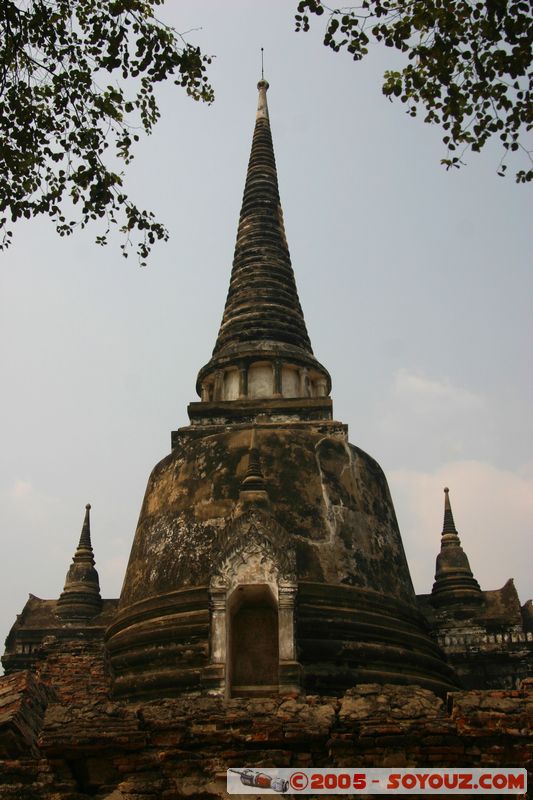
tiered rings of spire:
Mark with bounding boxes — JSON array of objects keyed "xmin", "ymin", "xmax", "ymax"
[{"xmin": 196, "ymin": 80, "xmax": 330, "ymax": 406}]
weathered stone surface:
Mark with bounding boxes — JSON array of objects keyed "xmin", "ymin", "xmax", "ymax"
[
  {"xmin": 41, "ymin": 700, "xmax": 147, "ymax": 755},
  {"xmin": 0, "ymin": 682, "xmax": 531, "ymax": 798},
  {"xmin": 2, "ymin": 595, "xmax": 118, "ymax": 677},
  {"xmin": 108, "ymin": 422, "xmax": 456, "ymax": 699},
  {"xmin": 339, "ymin": 684, "xmax": 443, "ymax": 724},
  {"xmin": 419, "ymin": 579, "xmax": 533, "ymax": 690},
  {"xmin": 35, "ymin": 637, "xmax": 111, "ymax": 704},
  {"xmin": 0, "ymin": 671, "xmax": 54, "ymax": 757}
]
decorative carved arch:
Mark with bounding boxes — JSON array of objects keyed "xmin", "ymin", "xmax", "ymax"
[
  {"xmin": 205, "ymin": 508, "xmax": 300, "ymax": 697},
  {"xmin": 211, "ymin": 508, "xmax": 296, "ymax": 590}
]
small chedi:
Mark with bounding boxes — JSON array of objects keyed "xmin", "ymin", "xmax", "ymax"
[{"xmin": 1, "ymin": 79, "xmax": 532, "ymax": 800}]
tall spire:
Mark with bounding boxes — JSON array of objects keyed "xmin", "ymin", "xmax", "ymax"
[
  {"xmin": 431, "ymin": 488, "xmax": 482, "ymax": 607},
  {"xmin": 196, "ymin": 78, "xmax": 330, "ymax": 405},
  {"xmin": 213, "ymin": 77, "xmax": 312, "ymax": 356},
  {"xmin": 57, "ymin": 504, "xmax": 102, "ymax": 620}
]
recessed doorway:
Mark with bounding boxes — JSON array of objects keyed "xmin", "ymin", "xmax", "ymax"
[{"xmin": 228, "ymin": 584, "xmax": 279, "ymax": 697}]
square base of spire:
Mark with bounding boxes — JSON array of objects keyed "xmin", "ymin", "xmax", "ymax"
[{"xmin": 186, "ymin": 397, "xmax": 333, "ymax": 428}]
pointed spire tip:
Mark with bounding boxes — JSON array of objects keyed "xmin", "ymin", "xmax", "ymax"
[
  {"xmin": 255, "ymin": 73, "xmax": 270, "ymax": 131},
  {"xmin": 442, "ymin": 485, "xmax": 457, "ymax": 534},
  {"xmin": 258, "ymin": 49, "xmax": 268, "ymax": 92}
]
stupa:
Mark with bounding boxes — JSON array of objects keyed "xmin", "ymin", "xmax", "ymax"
[
  {"xmin": 1, "ymin": 78, "xmax": 531, "ymax": 800},
  {"xmin": 104, "ymin": 78, "xmax": 457, "ymax": 699}
]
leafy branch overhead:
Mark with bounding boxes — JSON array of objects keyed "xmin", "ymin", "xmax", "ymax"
[
  {"xmin": 296, "ymin": 0, "xmax": 532, "ymax": 181},
  {"xmin": 0, "ymin": 0, "xmax": 213, "ymax": 264}
]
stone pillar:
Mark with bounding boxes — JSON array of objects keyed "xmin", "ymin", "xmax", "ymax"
[
  {"xmin": 278, "ymin": 580, "xmax": 301, "ymax": 693},
  {"xmin": 315, "ymin": 377, "xmax": 328, "ymax": 398},
  {"xmin": 202, "ymin": 586, "xmax": 227, "ymax": 694},
  {"xmin": 213, "ymin": 370, "xmax": 224, "ymax": 401},
  {"xmin": 210, "ymin": 589, "xmax": 227, "ymax": 664},
  {"xmin": 298, "ymin": 367, "xmax": 310, "ymax": 398},
  {"xmin": 200, "ymin": 383, "xmax": 209, "ymax": 402},
  {"xmin": 273, "ymin": 360, "xmax": 282, "ymax": 397},
  {"xmin": 238, "ymin": 363, "xmax": 248, "ymax": 399},
  {"xmin": 278, "ymin": 581, "xmax": 297, "ymax": 660}
]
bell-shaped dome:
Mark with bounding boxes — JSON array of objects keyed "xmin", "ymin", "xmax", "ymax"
[{"xmin": 106, "ymin": 426, "xmax": 456, "ymax": 698}]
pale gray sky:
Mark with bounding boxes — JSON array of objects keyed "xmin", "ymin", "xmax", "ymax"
[{"xmin": 1, "ymin": 1, "xmax": 532, "ymax": 656}]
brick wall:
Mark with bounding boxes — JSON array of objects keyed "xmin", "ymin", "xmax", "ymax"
[{"xmin": 0, "ymin": 672, "xmax": 531, "ymax": 799}]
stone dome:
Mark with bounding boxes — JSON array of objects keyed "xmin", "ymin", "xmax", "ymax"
[{"xmin": 106, "ymin": 423, "xmax": 457, "ymax": 698}]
